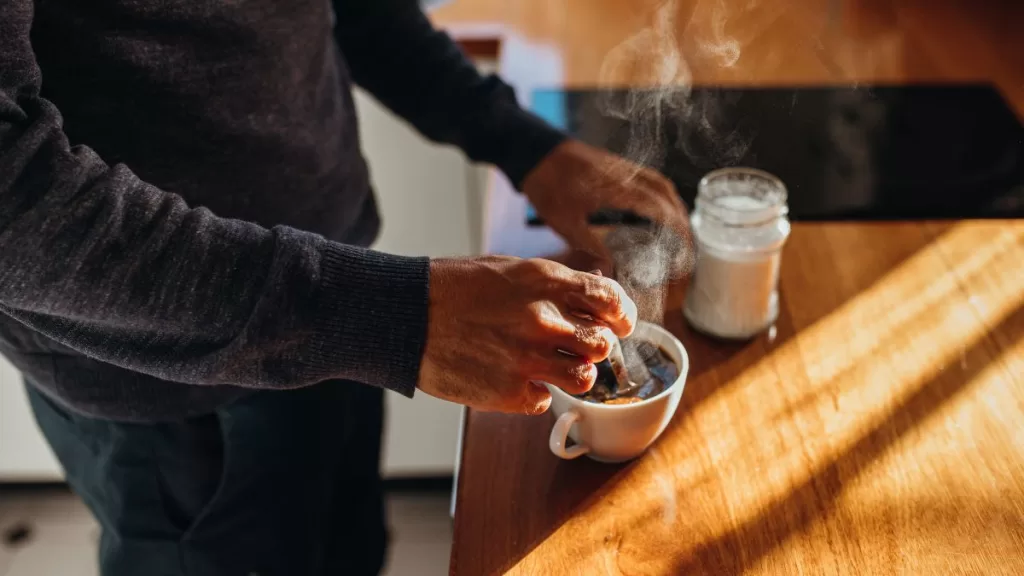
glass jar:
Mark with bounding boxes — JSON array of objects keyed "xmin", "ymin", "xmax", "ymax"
[{"xmin": 683, "ymin": 168, "xmax": 791, "ymax": 339}]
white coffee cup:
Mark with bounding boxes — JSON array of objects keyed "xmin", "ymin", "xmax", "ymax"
[{"xmin": 546, "ymin": 321, "xmax": 689, "ymax": 463}]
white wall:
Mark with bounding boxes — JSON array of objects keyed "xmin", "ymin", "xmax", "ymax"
[
  {"xmin": 354, "ymin": 90, "xmax": 477, "ymax": 259},
  {"xmin": 0, "ymin": 356, "xmax": 63, "ymax": 481}
]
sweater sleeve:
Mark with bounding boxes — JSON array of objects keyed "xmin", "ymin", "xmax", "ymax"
[
  {"xmin": 331, "ymin": 0, "xmax": 567, "ymax": 189},
  {"xmin": 0, "ymin": 1, "xmax": 428, "ymax": 397}
]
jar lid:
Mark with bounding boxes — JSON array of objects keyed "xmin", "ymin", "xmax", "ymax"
[{"xmin": 697, "ymin": 168, "xmax": 789, "ymax": 226}]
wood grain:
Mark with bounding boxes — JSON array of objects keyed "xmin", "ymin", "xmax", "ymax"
[
  {"xmin": 435, "ymin": 0, "xmax": 1024, "ymax": 574},
  {"xmin": 434, "ymin": 0, "xmax": 1024, "ymax": 111}
]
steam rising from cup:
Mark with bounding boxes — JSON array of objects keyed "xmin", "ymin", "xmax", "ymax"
[
  {"xmin": 592, "ymin": 0, "xmax": 752, "ymax": 372},
  {"xmin": 595, "ymin": 0, "xmax": 749, "ymax": 314}
]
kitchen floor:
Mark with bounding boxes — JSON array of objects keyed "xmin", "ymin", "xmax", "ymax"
[{"xmin": 0, "ymin": 486, "xmax": 452, "ymax": 575}]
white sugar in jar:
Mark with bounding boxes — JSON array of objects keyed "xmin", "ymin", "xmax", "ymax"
[{"xmin": 683, "ymin": 168, "xmax": 791, "ymax": 339}]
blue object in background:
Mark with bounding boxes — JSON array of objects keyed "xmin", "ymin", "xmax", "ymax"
[
  {"xmin": 531, "ymin": 89, "xmax": 568, "ymax": 130},
  {"xmin": 526, "ymin": 89, "xmax": 567, "ymax": 222}
]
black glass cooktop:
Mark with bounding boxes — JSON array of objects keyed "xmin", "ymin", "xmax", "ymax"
[{"xmin": 526, "ymin": 84, "xmax": 1024, "ymax": 224}]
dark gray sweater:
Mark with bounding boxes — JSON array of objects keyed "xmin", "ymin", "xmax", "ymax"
[{"xmin": 0, "ymin": 0, "xmax": 564, "ymax": 421}]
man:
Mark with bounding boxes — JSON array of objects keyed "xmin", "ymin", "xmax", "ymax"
[{"xmin": 0, "ymin": 0, "xmax": 688, "ymax": 574}]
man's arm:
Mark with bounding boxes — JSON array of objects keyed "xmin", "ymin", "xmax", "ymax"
[
  {"xmin": 331, "ymin": 0, "xmax": 566, "ymax": 188},
  {"xmin": 0, "ymin": 1, "xmax": 428, "ymax": 395}
]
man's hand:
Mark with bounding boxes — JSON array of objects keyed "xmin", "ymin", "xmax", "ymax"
[
  {"xmin": 418, "ymin": 257, "xmax": 638, "ymax": 414},
  {"xmin": 521, "ymin": 139, "xmax": 691, "ymax": 266}
]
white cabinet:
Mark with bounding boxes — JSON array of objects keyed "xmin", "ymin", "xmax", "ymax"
[{"xmin": 0, "ymin": 356, "xmax": 63, "ymax": 481}]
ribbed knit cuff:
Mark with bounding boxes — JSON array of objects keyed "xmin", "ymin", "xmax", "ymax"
[{"xmin": 306, "ymin": 242, "xmax": 430, "ymax": 397}]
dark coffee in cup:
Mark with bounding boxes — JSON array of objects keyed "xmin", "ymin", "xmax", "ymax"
[{"xmin": 578, "ymin": 340, "xmax": 679, "ymax": 404}]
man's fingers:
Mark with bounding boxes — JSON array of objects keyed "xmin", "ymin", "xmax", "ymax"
[
  {"xmin": 602, "ymin": 177, "xmax": 690, "ymax": 239},
  {"xmin": 627, "ymin": 194, "xmax": 687, "ymax": 233},
  {"xmin": 521, "ymin": 382, "xmax": 553, "ymax": 415},
  {"xmin": 562, "ymin": 273, "xmax": 637, "ymax": 338},
  {"xmin": 549, "ymin": 319, "xmax": 616, "ymax": 363},
  {"xmin": 530, "ymin": 354, "xmax": 597, "ymax": 396},
  {"xmin": 609, "ymin": 184, "xmax": 694, "ymax": 274}
]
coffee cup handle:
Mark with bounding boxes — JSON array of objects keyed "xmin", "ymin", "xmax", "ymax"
[{"xmin": 549, "ymin": 410, "xmax": 589, "ymax": 459}]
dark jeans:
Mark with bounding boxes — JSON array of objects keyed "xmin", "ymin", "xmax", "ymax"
[{"xmin": 26, "ymin": 379, "xmax": 387, "ymax": 576}]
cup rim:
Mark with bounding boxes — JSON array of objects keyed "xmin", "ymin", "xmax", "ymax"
[{"xmin": 546, "ymin": 321, "xmax": 689, "ymax": 411}]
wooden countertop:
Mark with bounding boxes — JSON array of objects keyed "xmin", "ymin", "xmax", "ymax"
[{"xmin": 431, "ymin": 1, "xmax": 1024, "ymax": 574}]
